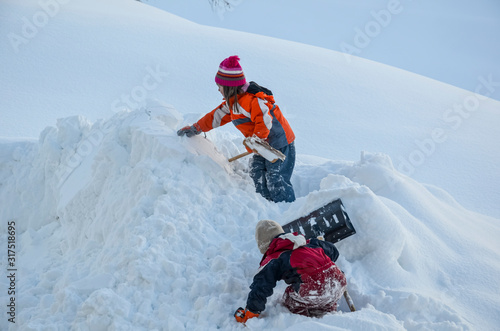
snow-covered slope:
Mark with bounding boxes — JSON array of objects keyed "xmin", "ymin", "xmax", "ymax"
[
  {"xmin": 1, "ymin": 0, "xmax": 499, "ymax": 330},
  {"xmin": 2, "ymin": 0, "xmax": 499, "ymax": 217},
  {"xmin": 147, "ymin": 0, "xmax": 500, "ymax": 102},
  {"xmin": 1, "ymin": 108, "xmax": 499, "ymax": 330}
]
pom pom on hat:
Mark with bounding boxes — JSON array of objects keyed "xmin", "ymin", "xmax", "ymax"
[
  {"xmin": 215, "ymin": 55, "xmax": 247, "ymax": 87},
  {"xmin": 225, "ymin": 55, "xmax": 240, "ymax": 67}
]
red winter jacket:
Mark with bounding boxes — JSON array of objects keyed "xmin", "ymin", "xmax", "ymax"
[
  {"xmin": 246, "ymin": 233, "xmax": 346, "ymax": 314},
  {"xmin": 196, "ymin": 90, "xmax": 295, "ymax": 150}
]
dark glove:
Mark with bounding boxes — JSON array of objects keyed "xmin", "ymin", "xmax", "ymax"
[
  {"xmin": 177, "ymin": 123, "xmax": 202, "ymax": 137},
  {"xmin": 234, "ymin": 307, "xmax": 259, "ymax": 324}
]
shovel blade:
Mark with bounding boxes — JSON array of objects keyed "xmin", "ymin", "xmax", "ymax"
[
  {"xmin": 243, "ymin": 136, "xmax": 286, "ymax": 163},
  {"xmin": 282, "ymin": 199, "xmax": 356, "ymax": 243}
]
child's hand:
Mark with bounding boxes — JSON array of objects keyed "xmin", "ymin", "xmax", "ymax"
[
  {"xmin": 234, "ymin": 307, "xmax": 259, "ymax": 323},
  {"xmin": 177, "ymin": 123, "xmax": 202, "ymax": 137}
]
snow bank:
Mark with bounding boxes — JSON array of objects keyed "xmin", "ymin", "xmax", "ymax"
[
  {"xmin": 2, "ymin": 0, "xmax": 499, "ymax": 219},
  {"xmin": 1, "ymin": 107, "xmax": 499, "ymax": 330}
]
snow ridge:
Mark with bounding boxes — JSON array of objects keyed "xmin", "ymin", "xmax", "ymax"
[{"xmin": 1, "ymin": 107, "xmax": 498, "ymax": 330}]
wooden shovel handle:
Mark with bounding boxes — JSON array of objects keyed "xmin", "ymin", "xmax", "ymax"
[
  {"xmin": 344, "ymin": 289, "xmax": 356, "ymax": 312},
  {"xmin": 228, "ymin": 151, "xmax": 252, "ymax": 162}
]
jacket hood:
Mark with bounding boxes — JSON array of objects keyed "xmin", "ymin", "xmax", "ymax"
[{"xmin": 267, "ymin": 233, "xmax": 307, "ymax": 254}]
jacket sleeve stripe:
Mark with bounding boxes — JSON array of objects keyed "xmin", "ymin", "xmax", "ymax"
[
  {"xmin": 212, "ymin": 103, "xmax": 230, "ymax": 128},
  {"xmin": 256, "ymin": 98, "xmax": 273, "ymax": 131},
  {"xmin": 232, "ymin": 118, "xmax": 252, "ymax": 126}
]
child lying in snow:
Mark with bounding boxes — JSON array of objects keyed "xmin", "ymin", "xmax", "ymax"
[
  {"xmin": 234, "ymin": 220, "xmax": 346, "ymax": 323},
  {"xmin": 177, "ymin": 55, "xmax": 296, "ymax": 203}
]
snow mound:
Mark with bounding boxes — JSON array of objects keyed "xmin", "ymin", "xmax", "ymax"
[{"xmin": 1, "ymin": 107, "xmax": 499, "ymax": 330}]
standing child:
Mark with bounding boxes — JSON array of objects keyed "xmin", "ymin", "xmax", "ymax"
[
  {"xmin": 177, "ymin": 55, "xmax": 296, "ymax": 203},
  {"xmin": 234, "ymin": 220, "xmax": 347, "ymax": 323}
]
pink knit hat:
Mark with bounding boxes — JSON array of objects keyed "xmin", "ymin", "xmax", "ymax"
[{"xmin": 215, "ymin": 55, "xmax": 247, "ymax": 87}]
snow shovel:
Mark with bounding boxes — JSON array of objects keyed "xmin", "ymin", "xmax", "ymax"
[
  {"xmin": 281, "ymin": 199, "xmax": 356, "ymax": 243},
  {"xmin": 228, "ymin": 136, "xmax": 286, "ymax": 163}
]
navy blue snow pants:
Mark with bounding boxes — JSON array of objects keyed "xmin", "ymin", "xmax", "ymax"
[{"xmin": 249, "ymin": 142, "xmax": 296, "ymax": 203}]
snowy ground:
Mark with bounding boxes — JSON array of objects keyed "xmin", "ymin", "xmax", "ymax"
[{"xmin": 1, "ymin": 0, "xmax": 499, "ymax": 330}]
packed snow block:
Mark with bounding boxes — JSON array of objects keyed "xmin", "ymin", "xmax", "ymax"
[{"xmin": 282, "ymin": 199, "xmax": 356, "ymax": 243}]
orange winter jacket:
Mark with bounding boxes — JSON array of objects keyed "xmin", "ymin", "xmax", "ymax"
[{"xmin": 196, "ymin": 91, "xmax": 295, "ymax": 150}]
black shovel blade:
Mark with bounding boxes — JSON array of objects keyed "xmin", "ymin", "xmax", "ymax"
[{"xmin": 282, "ymin": 199, "xmax": 356, "ymax": 243}]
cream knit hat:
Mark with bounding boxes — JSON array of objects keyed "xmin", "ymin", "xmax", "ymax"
[{"xmin": 255, "ymin": 220, "xmax": 284, "ymax": 254}]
